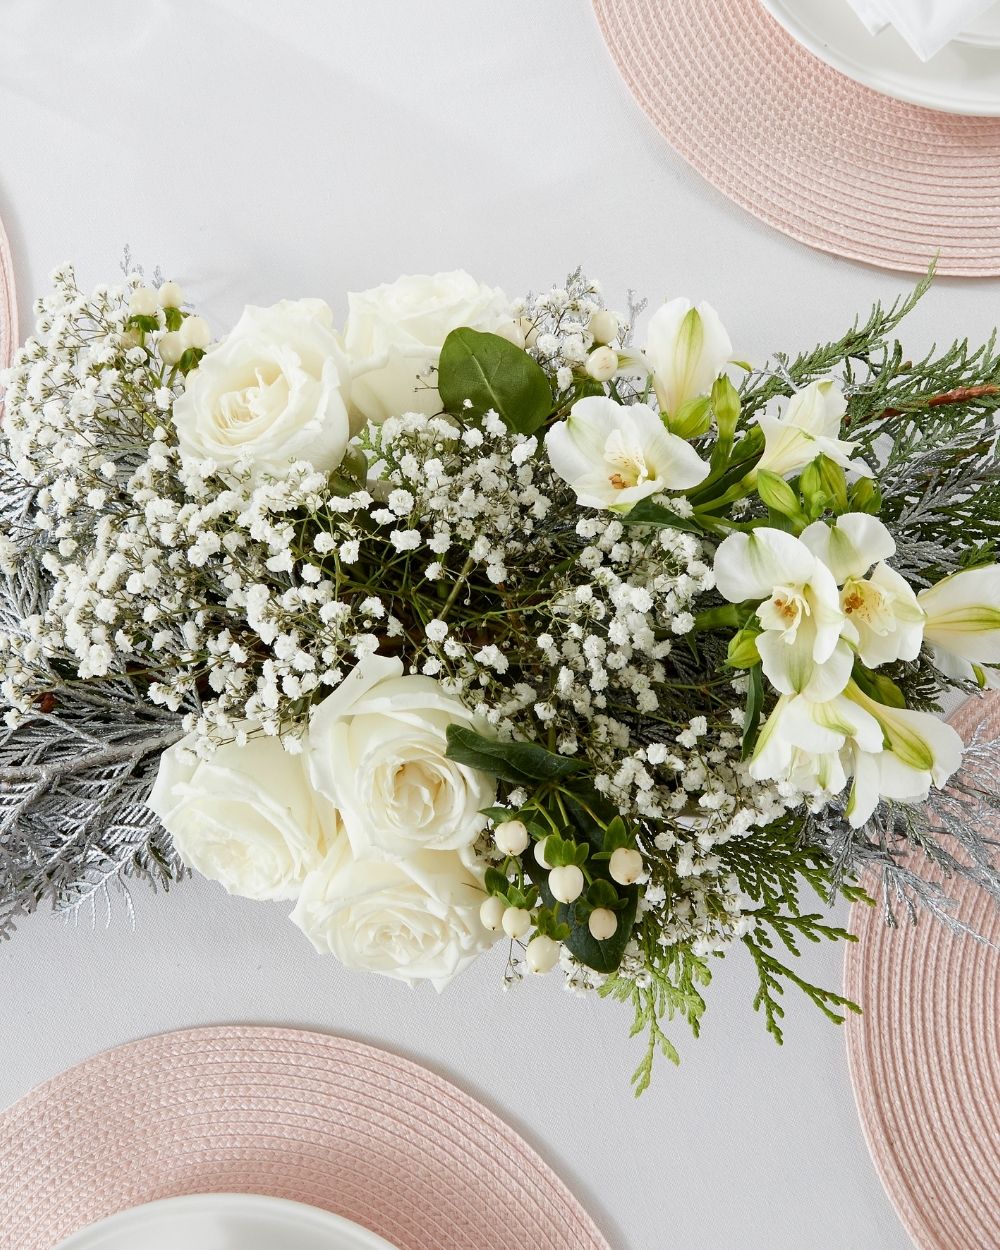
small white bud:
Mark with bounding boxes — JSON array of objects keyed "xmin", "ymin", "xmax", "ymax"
[
  {"xmin": 181, "ymin": 314, "xmax": 210, "ymax": 349},
  {"xmin": 493, "ymin": 319, "xmax": 526, "ymax": 350},
  {"xmin": 494, "ymin": 819, "xmax": 529, "ymax": 856},
  {"xmin": 609, "ymin": 847, "xmax": 644, "ymax": 886},
  {"xmin": 517, "ymin": 316, "xmax": 539, "ymax": 347},
  {"xmin": 479, "ymin": 895, "xmax": 507, "ymax": 933},
  {"xmin": 534, "ymin": 837, "xmax": 553, "ymax": 870},
  {"xmin": 588, "ymin": 310, "xmax": 620, "ymax": 345},
  {"xmin": 548, "ymin": 864, "xmax": 584, "ymax": 904},
  {"xmin": 588, "ymin": 907, "xmax": 618, "ymax": 940},
  {"xmin": 585, "ymin": 345, "xmax": 618, "ymax": 382},
  {"xmin": 502, "ymin": 906, "xmax": 532, "ymax": 940},
  {"xmin": 128, "ymin": 286, "xmax": 157, "ymax": 317},
  {"xmin": 157, "ymin": 280, "xmax": 184, "ymax": 309},
  {"xmin": 158, "ymin": 331, "xmax": 185, "ymax": 366},
  {"xmin": 525, "ymin": 934, "xmax": 560, "ymax": 974}
]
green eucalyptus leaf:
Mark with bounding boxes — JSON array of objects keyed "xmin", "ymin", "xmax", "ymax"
[
  {"xmin": 438, "ymin": 328, "xmax": 552, "ymax": 434},
  {"xmin": 446, "ymin": 726, "xmax": 586, "ymax": 785},
  {"xmin": 619, "ymin": 498, "xmax": 702, "ymax": 532}
]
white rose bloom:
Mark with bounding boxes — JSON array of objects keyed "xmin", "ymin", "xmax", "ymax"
[
  {"xmin": 172, "ymin": 298, "xmax": 353, "ymax": 484},
  {"xmin": 545, "ymin": 396, "xmax": 710, "ymax": 513},
  {"xmin": 753, "ymin": 380, "xmax": 872, "ymax": 481},
  {"xmin": 290, "ymin": 840, "xmax": 495, "ymax": 990},
  {"xmin": 344, "ymin": 270, "xmax": 509, "ymax": 424},
  {"xmin": 644, "ymin": 298, "xmax": 732, "ymax": 416},
  {"xmin": 307, "ymin": 652, "xmax": 496, "ymax": 862},
  {"xmin": 801, "ymin": 514, "xmax": 924, "ymax": 668},
  {"xmin": 714, "ymin": 527, "xmax": 853, "ymax": 701},
  {"xmin": 147, "ymin": 731, "xmax": 334, "ymax": 901}
]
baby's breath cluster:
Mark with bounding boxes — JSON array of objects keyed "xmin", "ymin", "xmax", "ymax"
[{"xmin": 4, "ymin": 263, "xmax": 1000, "ymax": 1091}]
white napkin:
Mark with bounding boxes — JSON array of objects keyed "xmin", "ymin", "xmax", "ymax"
[{"xmin": 844, "ymin": 0, "xmax": 999, "ymax": 59}]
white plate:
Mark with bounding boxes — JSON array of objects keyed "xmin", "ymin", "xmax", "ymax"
[
  {"xmin": 53, "ymin": 1194, "xmax": 401, "ymax": 1250},
  {"xmin": 760, "ymin": 0, "xmax": 1000, "ymax": 114},
  {"xmin": 959, "ymin": 4, "xmax": 1000, "ymax": 48}
]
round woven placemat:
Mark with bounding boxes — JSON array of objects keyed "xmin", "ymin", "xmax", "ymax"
[
  {"xmin": 0, "ymin": 1026, "xmax": 610, "ymax": 1250},
  {"xmin": 844, "ymin": 695, "xmax": 1000, "ymax": 1250},
  {"xmin": 592, "ymin": 0, "xmax": 1000, "ymax": 276}
]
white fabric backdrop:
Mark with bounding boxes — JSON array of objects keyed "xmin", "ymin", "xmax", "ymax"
[{"xmin": 2, "ymin": 3, "xmax": 997, "ymax": 1247}]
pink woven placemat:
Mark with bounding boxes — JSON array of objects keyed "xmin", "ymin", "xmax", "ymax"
[
  {"xmin": 844, "ymin": 696, "xmax": 1000, "ymax": 1250},
  {"xmin": 0, "ymin": 1026, "xmax": 610, "ymax": 1250},
  {"xmin": 592, "ymin": 0, "xmax": 1000, "ymax": 276}
]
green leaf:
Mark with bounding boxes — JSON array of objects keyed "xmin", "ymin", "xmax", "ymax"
[
  {"xmin": 741, "ymin": 665, "xmax": 765, "ymax": 760},
  {"xmin": 619, "ymin": 498, "xmax": 702, "ymax": 532},
  {"xmin": 127, "ymin": 313, "xmax": 159, "ymax": 333},
  {"xmin": 164, "ymin": 306, "xmax": 183, "ymax": 332},
  {"xmin": 445, "ymin": 725, "xmax": 585, "ymax": 785},
  {"xmin": 524, "ymin": 791, "xmax": 637, "ymax": 973},
  {"xmin": 438, "ymin": 328, "xmax": 552, "ymax": 434},
  {"xmin": 177, "ymin": 346, "xmax": 204, "ymax": 375},
  {"xmin": 484, "ymin": 867, "xmax": 510, "ymax": 896},
  {"xmin": 602, "ymin": 816, "xmax": 632, "ymax": 853}
]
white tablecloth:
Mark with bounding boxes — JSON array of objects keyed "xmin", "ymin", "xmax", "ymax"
[{"xmin": 2, "ymin": 4, "xmax": 997, "ymax": 1247}]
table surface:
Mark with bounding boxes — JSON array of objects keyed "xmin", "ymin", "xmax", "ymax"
[{"xmin": 2, "ymin": 4, "xmax": 997, "ymax": 1248}]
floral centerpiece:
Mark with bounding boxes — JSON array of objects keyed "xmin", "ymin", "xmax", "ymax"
[{"xmin": 2, "ymin": 264, "xmax": 999, "ymax": 1090}]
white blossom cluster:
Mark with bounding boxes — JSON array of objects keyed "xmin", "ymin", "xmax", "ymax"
[{"xmin": 10, "ymin": 261, "xmax": 999, "ymax": 1066}]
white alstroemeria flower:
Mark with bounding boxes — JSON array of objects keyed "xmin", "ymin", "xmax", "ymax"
[
  {"xmin": 753, "ymin": 380, "xmax": 872, "ymax": 481},
  {"xmin": 799, "ymin": 512, "xmax": 895, "ymax": 584},
  {"xmin": 750, "ymin": 691, "xmax": 884, "ymax": 804},
  {"xmin": 643, "ymin": 298, "xmax": 732, "ymax": 416},
  {"xmin": 918, "ymin": 564, "xmax": 1000, "ymax": 683},
  {"xmin": 843, "ymin": 682, "xmax": 964, "ymax": 827},
  {"xmin": 801, "ymin": 514, "xmax": 924, "ymax": 668},
  {"xmin": 714, "ymin": 527, "xmax": 853, "ymax": 700},
  {"xmin": 544, "ymin": 395, "xmax": 710, "ymax": 513}
]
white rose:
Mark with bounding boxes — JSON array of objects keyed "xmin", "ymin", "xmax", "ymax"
[
  {"xmin": 306, "ymin": 652, "xmax": 496, "ymax": 861},
  {"xmin": 290, "ymin": 840, "xmax": 495, "ymax": 990},
  {"xmin": 172, "ymin": 298, "xmax": 353, "ymax": 483},
  {"xmin": 147, "ymin": 731, "xmax": 335, "ymax": 900},
  {"xmin": 344, "ymin": 270, "xmax": 509, "ymax": 424}
]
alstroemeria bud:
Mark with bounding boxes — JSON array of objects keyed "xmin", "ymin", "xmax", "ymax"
[{"xmin": 645, "ymin": 298, "xmax": 732, "ymax": 417}]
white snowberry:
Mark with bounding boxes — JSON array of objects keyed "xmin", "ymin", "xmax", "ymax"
[
  {"xmin": 494, "ymin": 320, "xmax": 526, "ymax": 350},
  {"xmin": 588, "ymin": 907, "xmax": 618, "ymax": 940},
  {"xmin": 128, "ymin": 286, "xmax": 157, "ymax": 317},
  {"xmin": 548, "ymin": 864, "xmax": 584, "ymax": 904},
  {"xmin": 181, "ymin": 315, "xmax": 211, "ymax": 350},
  {"xmin": 526, "ymin": 934, "xmax": 560, "ymax": 974},
  {"xmin": 585, "ymin": 345, "xmax": 618, "ymax": 382},
  {"xmin": 157, "ymin": 280, "xmax": 184, "ymax": 309},
  {"xmin": 494, "ymin": 819, "xmax": 529, "ymax": 856},
  {"xmin": 158, "ymin": 331, "xmax": 185, "ymax": 365},
  {"xmin": 534, "ymin": 837, "xmax": 553, "ymax": 869},
  {"xmin": 588, "ymin": 310, "xmax": 619, "ymax": 345},
  {"xmin": 480, "ymin": 895, "xmax": 507, "ymax": 932},
  {"xmin": 502, "ymin": 906, "xmax": 532, "ymax": 939},
  {"xmin": 609, "ymin": 847, "xmax": 644, "ymax": 885}
]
